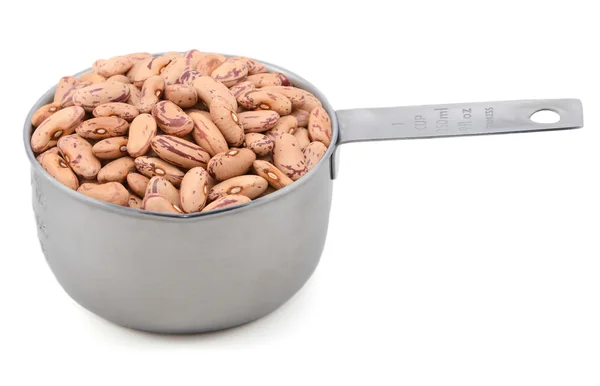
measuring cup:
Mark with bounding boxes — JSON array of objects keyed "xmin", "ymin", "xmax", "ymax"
[{"xmin": 23, "ymin": 54, "xmax": 584, "ymax": 333}]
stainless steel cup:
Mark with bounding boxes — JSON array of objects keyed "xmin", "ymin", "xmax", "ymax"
[{"xmin": 23, "ymin": 55, "xmax": 584, "ymax": 333}]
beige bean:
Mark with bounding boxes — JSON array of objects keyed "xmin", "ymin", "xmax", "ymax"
[
  {"xmin": 273, "ymin": 133, "xmax": 307, "ymax": 181},
  {"xmin": 93, "ymin": 102, "xmax": 139, "ymax": 121},
  {"xmin": 290, "ymin": 109, "xmax": 310, "ymax": 127},
  {"xmin": 267, "ymin": 116, "xmax": 298, "ymax": 140},
  {"xmin": 187, "ymin": 110, "xmax": 229, "ymax": 157},
  {"xmin": 179, "ymin": 167, "xmax": 210, "ymax": 213},
  {"xmin": 127, "ymin": 113, "xmax": 157, "ymax": 157},
  {"xmin": 238, "ymin": 110, "xmax": 280, "ymax": 133},
  {"xmin": 92, "ymin": 136, "xmax": 129, "ymax": 160},
  {"xmin": 211, "ymin": 58, "xmax": 248, "ymax": 87},
  {"xmin": 143, "ymin": 194, "xmax": 183, "ymax": 213},
  {"xmin": 126, "ymin": 84, "xmax": 142, "ymax": 107},
  {"xmin": 72, "ymin": 81, "xmax": 131, "ymax": 111},
  {"xmin": 150, "ymin": 135, "xmax": 210, "ymax": 169},
  {"xmin": 135, "ymin": 75, "xmax": 165, "ymax": 114},
  {"xmin": 59, "ymin": 82, "xmax": 91, "ymax": 108},
  {"xmin": 293, "ymin": 127, "xmax": 311, "ymax": 150},
  {"xmin": 40, "ymin": 152, "xmax": 79, "ymax": 190},
  {"xmin": 79, "ymin": 72, "xmax": 106, "ymax": 84},
  {"xmin": 209, "ymin": 96, "xmax": 244, "ymax": 146},
  {"xmin": 261, "ymin": 86, "xmax": 322, "ymax": 112},
  {"xmin": 32, "ymin": 102, "xmax": 62, "ymax": 127},
  {"xmin": 308, "ymin": 106, "xmax": 332, "ymax": 147},
  {"xmin": 207, "ymin": 148, "xmax": 256, "ymax": 181},
  {"xmin": 57, "ymin": 134, "xmax": 101, "ymax": 179},
  {"xmin": 201, "ymin": 194, "xmax": 251, "ymax": 213},
  {"xmin": 78, "ymin": 182, "xmax": 129, "ymax": 206},
  {"xmin": 151, "ymin": 100, "xmax": 194, "ymax": 136},
  {"xmin": 128, "ymin": 55, "xmax": 173, "ymax": 87},
  {"xmin": 196, "ymin": 54, "xmax": 227, "ymax": 76},
  {"xmin": 230, "ymin": 57, "xmax": 266, "ymax": 75},
  {"xmin": 134, "ymin": 156, "xmax": 184, "ymax": 186},
  {"xmin": 76, "ymin": 116, "xmax": 129, "ymax": 140},
  {"xmin": 244, "ymin": 133, "xmax": 274, "ymax": 156},
  {"xmin": 160, "ymin": 56, "xmax": 187, "ymax": 86},
  {"xmin": 54, "ymin": 76, "xmax": 80, "ymax": 104},
  {"xmin": 164, "ymin": 84, "xmax": 198, "ymax": 108},
  {"xmin": 208, "ymin": 175, "xmax": 268, "ymax": 201},
  {"xmin": 128, "ymin": 194, "xmax": 143, "ymax": 209},
  {"xmin": 244, "ymin": 73, "xmax": 286, "ymax": 88},
  {"xmin": 190, "ymin": 76, "xmax": 237, "ymax": 110},
  {"xmin": 303, "ymin": 141, "xmax": 328, "ymax": 171},
  {"xmin": 229, "ymin": 81, "xmax": 256, "ymax": 98},
  {"xmin": 93, "ymin": 56, "xmax": 133, "ymax": 78},
  {"xmin": 144, "ymin": 176, "xmax": 181, "ymax": 207},
  {"xmin": 31, "ymin": 106, "xmax": 86, "ymax": 152},
  {"xmin": 126, "ymin": 173, "xmax": 150, "ymax": 197},
  {"xmin": 107, "ymin": 74, "xmax": 131, "ymax": 84},
  {"xmin": 252, "ymin": 160, "xmax": 293, "ymax": 190},
  {"xmin": 183, "ymin": 49, "xmax": 204, "ymax": 70},
  {"xmin": 36, "ymin": 147, "xmax": 61, "ymax": 163},
  {"xmin": 237, "ymin": 90, "xmax": 292, "ymax": 115},
  {"xmin": 97, "ymin": 156, "xmax": 135, "ymax": 183}
]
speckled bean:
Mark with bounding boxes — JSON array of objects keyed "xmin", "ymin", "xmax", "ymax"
[
  {"xmin": 244, "ymin": 73, "xmax": 286, "ymax": 88},
  {"xmin": 134, "ymin": 156, "xmax": 185, "ymax": 186},
  {"xmin": 267, "ymin": 116, "xmax": 298, "ymax": 140},
  {"xmin": 97, "ymin": 156, "xmax": 136, "ymax": 183},
  {"xmin": 237, "ymin": 90, "xmax": 292, "ymax": 115},
  {"xmin": 164, "ymin": 84, "xmax": 198, "ymax": 108},
  {"xmin": 238, "ymin": 110, "xmax": 280, "ymax": 133},
  {"xmin": 207, "ymin": 148, "xmax": 256, "ymax": 181},
  {"xmin": 230, "ymin": 57, "xmax": 266, "ymax": 75},
  {"xmin": 126, "ymin": 173, "xmax": 150, "ymax": 197},
  {"xmin": 57, "ymin": 134, "xmax": 101, "ymax": 179},
  {"xmin": 303, "ymin": 141, "xmax": 328, "ymax": 171},
  {"xmin": 77, "ymin": 182, "xmax": 129, "ymax": 206},
  {"xmin": 92, "ymin": 136, "xmax": 129, "ymax": 160},
  {"xmin": 208, "ymin": 175, "xmax": 268, "ymax": 201},
  {"xmin": 93, "ymin": 56, "xmax": 133, "ymax": 78},
  {"xmin": 161, "ymin": 56, "xmax": 188, "ymax": 86},
  {"xmin": 273, "ymin": 133, "xmax": 307, "ymax": 181},
  {"xmin": 127, "ymin": 113, "xmax": 157, "ymax": 157},
  {"xmin": 136, "ymin": 75, "xmax": 165, "ymax": 114},
  {"xmin": 54, "ymin": 76, "xmax": 80, "ymax": 104},
  {"xmin": 79, "ymin": 72, "xmax": 106, "ymax": 84},
  {"xmin": 290, "ymin": 109, "xmax": 310, "ymax": 127},
  {"xmin": 179, "ymin": 167, "xmax": 210, "ymax": 213},
  {"xmin": 107, "ymin": 74, "xmax": 131, "ymax": 84},
  {"xmin": 31, "ymin": 106, "xmax": 86, "ymax": 153},
  {"xmin": 126, "ymin": 84, "xmax": 142, "ymax": 107},
  {"xmin": 252, "ymin": 159, "xmax": 293, "ymax": 190},
  {"xmin": 128, "ymin": 194, "xmax": 143, "ymax": 209},
  {"xmin": 32, "ymin": 102, "xmax": 62, "ymax": 127},
  {"xmin": 150, "ymin": 135, "xmax": 210, "ymax": 169},
  {"xmin": 261, "ymin": 86, "xmax": 322, "ymax": 113},
  {"xmin": 196, "ymin": 54, "xmax": 227, "ymax": 76},
  {"xmin": 187, "ymin": 109, "xmax": 229, "ymax": 157},
  {"xmin": 211, "ymin": 58, "xmax": 248, "ymax": 87},
  {"xmin": 308, "ymin": 106, "xmax": 332, "ymax": 147},
  {"xmin": 244, "ymin": 133, "xmax": 274, "ymax": 156},
  {"xmin": 76, "ymin": 116, "xmax": 129, "ymax": 140},
  {"xmin": 190, "ymin": 76, "xmax": 237, "ymax": 110},
  {"xmin": 209, "ymin": 96, "xmax": 244, "ymax": 146},
  {"xmin": 293, "ymin": 127, "xmax": 311, "ymax": 150},
  {"xmin": 151, "ymin": 101, "xmax": 194, "ymax": 136},
  {"xmin": 128, "ymin": 55, "xmax": 173, "ymax": 87},
  {"xmin": 72, "ymin": 81, "xmax": 130, "ymax": 111},
  {"xmin": 93, "ymin": 102, "xmax": 139, "ymax": 121},
  {"xmin": 144, "ymin": 176, "xmax": 181, "ymax": 207},
  {"xmin": 40, "ymin": 152, "xmax": 79, "ymax": 190},
  {"xmin": 143, "ymin": 194, "xmax": 183, "ymax": 213}
]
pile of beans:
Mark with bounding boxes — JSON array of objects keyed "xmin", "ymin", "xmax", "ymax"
[{"xmin": 30, "ymin": 50, "xmax": 332, "ymax": 214}]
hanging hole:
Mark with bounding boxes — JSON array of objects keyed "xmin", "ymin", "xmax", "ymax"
[{"xmin": 530, "ymin": 109, "xmax": 560, "ymax": 124}]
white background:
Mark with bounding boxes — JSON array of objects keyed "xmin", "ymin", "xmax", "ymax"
[{"xmin": 1, "ymin": 1, "xmax": 599, "ymax": 385}]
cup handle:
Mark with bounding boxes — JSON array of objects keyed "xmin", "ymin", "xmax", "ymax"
[{"xmin": 331, "ymin": 98, "xmax": 584, "ymax": 178}]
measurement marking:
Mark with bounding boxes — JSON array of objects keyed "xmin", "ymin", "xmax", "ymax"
[{"xmin": 391, "ymin": 122, "xmax": 404, "ymax": 126}]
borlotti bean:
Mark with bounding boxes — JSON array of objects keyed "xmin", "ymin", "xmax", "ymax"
[{"xmin": 30, "ymin": 50, "xmax": 331, "ymax": 214}]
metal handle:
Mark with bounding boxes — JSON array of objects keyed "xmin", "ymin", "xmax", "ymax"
[{"xmin": 331, "ymin": 98, "xmax": 584, "ymax": 178}]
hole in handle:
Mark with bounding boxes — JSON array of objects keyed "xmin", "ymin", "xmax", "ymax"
[{"xmin": 530, "ymin": 109, "xmax": 561, "ymax": 124}]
